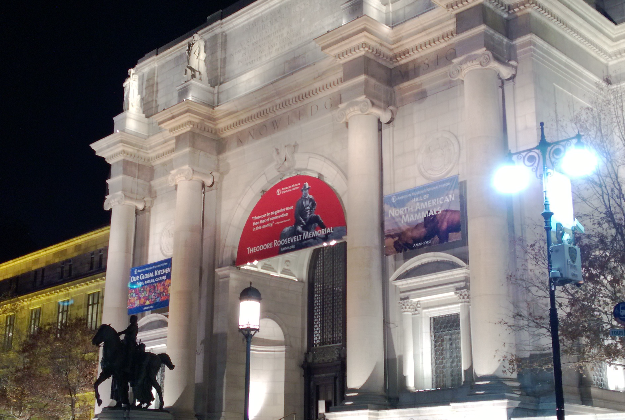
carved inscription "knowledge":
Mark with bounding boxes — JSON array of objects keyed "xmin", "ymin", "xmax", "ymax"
[
  {"xmin": 225, "ymin": 0, "xmax": 340, "ymax": 75},
  {"xmin": 225, "ymin": 93, "xmax": 341, "ymax": 151}
]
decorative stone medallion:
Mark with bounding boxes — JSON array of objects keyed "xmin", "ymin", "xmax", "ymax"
[
  {"xmin": 417, "ymin": 131, "xmax": 460, "ymax": 180},
  {"xmin": 160, "ymin": 220, "xmax": 175, "ymax": 257}
]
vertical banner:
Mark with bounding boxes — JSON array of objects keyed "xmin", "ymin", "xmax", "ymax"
[
  {"xmin": 128, "ymin": 258, "xmax": 172, "ymax": 314},
  {"xmin": 236, "ymin": 175, "xmax": 346, "ymax": 266},
  {"xmin": 384, "ymin": 176, "xmax": 462, "ymax": 255}
]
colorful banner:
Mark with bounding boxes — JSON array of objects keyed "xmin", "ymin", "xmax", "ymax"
[
  {"xmin": 236, "ymin": 175, "xmax": 346, "ymax": 266},
  {"xmin": 384, "ymin": 176, "xmax": 462, "ymax": 256},
  {"xmin": 128, "ymin": 258, "xmax": 172, "ymax": 314}
]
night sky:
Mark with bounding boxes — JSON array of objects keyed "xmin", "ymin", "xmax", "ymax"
[{"xmin": 0, "ymin": 1, "xmax": 242, "ymax": 263}]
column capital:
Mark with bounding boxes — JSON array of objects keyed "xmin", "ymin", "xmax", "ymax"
[
  {"xmin": 335, "ymin": 97, "xmax": 396, "ymax": 124},
  {"xmin": 455, "ymin": 289, "xmax": 470, "ymax": 303},
  {"xmin": 398, "ymin": 299, "xmax": 421, "ymax": 315},
  {"xmin": 103, "ymin": 192, "xmax": 148, "ymax": 211},
  {"xmin": 449, "ymin": 49, "xmax": 516, "ymax": 81},
  {"xmin": 168, "ymin": 166, "xmax": 215, "ymax": 187}
]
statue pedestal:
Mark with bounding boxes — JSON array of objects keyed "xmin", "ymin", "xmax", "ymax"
[
  {"xmin": 177, "ymin": 79, "xmax": 214, "ymax": 105},
  {"xmin": 113, "ymin": 110, "xmax": 149, "ymax": 137},
  {"xmin": 95, "ymin": 407, "xmax": 174, "ymax": 420}
]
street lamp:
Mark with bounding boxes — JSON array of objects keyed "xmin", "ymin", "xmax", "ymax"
[
  {"xmin": 493, "ymin": 122, "xmax": 597, "ymax": 420},
  {"xmin": 239, "ymin": 283, "xmax": 262, "ymax": 420}
]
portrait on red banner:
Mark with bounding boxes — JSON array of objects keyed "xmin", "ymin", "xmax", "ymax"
[{"xmin": 236, "ymin": 175, "xmax": 346, "ymax": 266}]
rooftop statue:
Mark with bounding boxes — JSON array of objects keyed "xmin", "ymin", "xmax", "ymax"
[
  {"xmin": 185, "ymin": 33, "xmax": 207, "ymax": 82},
  {"xmin": 92, "ymin": 317, "xmax": 175, "ymax": 410},
  {"xmin": 123, "ymin": 68, "xmax": 142, "ymax": 113}
]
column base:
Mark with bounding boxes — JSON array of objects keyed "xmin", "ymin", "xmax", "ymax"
[
  {"xmin": 96, "ymin": 407, "xmax": 175, "ymax": 420},
  {"xmin": 333, "ymin": 389, "xmax": 388, "ymax": 411},
  {"xmin": 469, "ymin": 375, "xmax": 521, "ymax": 399}
]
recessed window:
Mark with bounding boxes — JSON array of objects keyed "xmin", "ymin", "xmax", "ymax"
[
  {"xmin": 86, "ymin": 292, "xmax": 100, "ymax": 330},
  {"xmin": 90, "ymin": 252, "xmax": 95, "ymax": 271},
  {"xmin": 4, "ymin": 314, "xmax": 15, "ymax": 350},
  {"xmin": 57, "ymin": 299, "xmax": 71, "ymax": 329},
  {"xmin": 60, "ymin": 261, "xmax": 65, "ymax": 279},
  {"xmin": 98, "ymin": 250, "xmax": 104, "ymax": 269},
  {"xmin": 29, "ymin": 308, "xmax": 41, "ymax": 335},
  {"xmin": 67, "ymin": 259, "xmax": 73, "ymax": 277}
]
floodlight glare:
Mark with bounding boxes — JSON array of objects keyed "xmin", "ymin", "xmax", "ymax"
[
  {"xmin": 493, "ymin": 163, "xmax": 531, "ymax": 194},
  {"xmin": 561, "ymin": 146, "xmax": 598, "ymax": 178}
]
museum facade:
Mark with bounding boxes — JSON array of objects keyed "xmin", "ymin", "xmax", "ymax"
[{"xmin": 91, "ymin": 0, "xmax": 625, "ymax": 419}]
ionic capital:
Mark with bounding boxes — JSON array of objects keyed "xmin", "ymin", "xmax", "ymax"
[
  {"xmin": 168, "ymin": 166, "xmax": 215, "ymax": 188},
  {"xmin": 335, "ymin": 97, "xmax": 396, "ymax": 124},
  {"xmin": 103, "ymin": 192, "xmax": 147, "ymax": 211},
  {"xmin": 455, "ymin": 289, "xmax": 470, "ymax": 303},
  {"xmin": 398, "ymin": 299, "xmax": 421, "ymax": 315},
  {"xmin": 449, "ymin": 50, "xmax": 516, "ymax": 81}
]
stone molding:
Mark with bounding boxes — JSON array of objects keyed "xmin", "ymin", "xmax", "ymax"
[
  {"xmin": 455, "ymin": 289, "xmax": 470, "ymax": 303},
  {"xmin": 168, "ymin": 166, "xmax": 215, "ymax": 187},
  {"xmin": 152, "ymin": 100, "xmax": 218, "ymax": 138},
  {"xmin": 449, "ymin": 49, "xmax": 516, "ymax": 81},
  {"xmin": 335, "ymin": 98, "xmax": 396, "ymax": 124},
  {"xmin": 103, "ymin": 192, "xmax": 148, "ymax": 211}
]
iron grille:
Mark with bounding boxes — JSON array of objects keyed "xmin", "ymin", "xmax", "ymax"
[
  {"xmin": 311, "ymin": 242, "xmax": 346, "ymax": 348},
  {"xmin": 431, "ymin": 313, "xmax": 462, "ymax": 389},
  {"xmin": 591, "ymin": 362, "xmax": 608, "ymax": 389}
]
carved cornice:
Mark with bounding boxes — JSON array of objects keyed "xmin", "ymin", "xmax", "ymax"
[
  {"xmin": 455, "ymin": 289, "xmax": 470, "ymax": 303},
  {"xmin": 152, "ymin": 100, "xmax": 218, "ymax": 138},
  {"xmin": 392, "ymin": 29, "xmax": 457, "ymax": 64},
  {"xmin": 217, "ymin": 76, "xmax": 344, "ymax": 136},
  {"xmin": 168, "ymin": 166, "xmax": 215, "ymax": 187},
  {"xmin": 103, "ymin": 192, "xmax": 148, "ymax": 211},
  {"xmin": 335, "ymin": 97, "xmax": 396, "ymax": 123},
  {"xmin": 449, "ymin": 49, "xmax": 517, "ymax": 80}
]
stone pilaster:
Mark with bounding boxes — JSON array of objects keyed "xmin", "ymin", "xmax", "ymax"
[
  {"xmin": 450, "ymin": 49, "xmax": 516, "ymax": 381},
  {"xmin": 163, "ymin": 167, "xmax": 214, "ymax": 419},
  {"xmin": 337, "ymin": 97, "xmax": 394, "ymax": 406},
  {"xmin": 410, "ymin": 302, "xmax": 424, "ymax": 390},
  {"xmin": 98, "ymin": 192, "xmax": 147, "ymax": 411},
  {"xmin": 455, "ymin": 289, "xmax": 473, "ymax": 383},
  {"xmin": 399, "ymin": 300, "xmax": 418, "ymax": 390}
]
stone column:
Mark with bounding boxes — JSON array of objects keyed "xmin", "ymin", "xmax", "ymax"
[
  {"xmin": 336, "ymin": 98, "xmax": 394, "ymax": 403},
  {"xmin": 98, "ymin": 192, "xmax": 145, "ymax": 410},
  {"xmin": 411, "ymin": 303, "xmax": 424, "ymax": 390},
  {"xmin": 164, "ymin": 166, "xmax": 213, "ymax": 419},
  {"xmin": 449, "ymin": 50, "xmax": 516, "ymax": 380},
  {"xmin": 399, "ymin": 301, "xmax": 417, "ymax": 390},
  {"xmin": 456, "ymin": 290, "xmax": 473, "ymax": 383}
]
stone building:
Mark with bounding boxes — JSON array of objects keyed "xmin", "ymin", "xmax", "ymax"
[
  {"xmin": 91, "ymin": 0, "xmax": 625, "ymax": 419},
  {"xmin": 0, "ymin": 227, "xmax": 108, "ymax": 348}
]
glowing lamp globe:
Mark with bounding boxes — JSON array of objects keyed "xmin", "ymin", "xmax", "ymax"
[
  {"xmin": 239, "ymin": 284, "xmax": 261, "ymax": 331},
  {"xmin": 493, "ymin": 162, "xmax": 531, "ymax": 194},
  {"xmin": 561, "ymin": 146, "xmax": 598, "ymax": 178}
]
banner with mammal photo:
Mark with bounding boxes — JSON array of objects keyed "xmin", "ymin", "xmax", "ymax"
[
  {"xmin": 384, "ymin": 176, "xmax": 462, "ymax": 256},
  {"xmin": 128, "ymin": 258, "xmax": 172, "ymax": 314},
  {"xmin": 236, "ymin": 175, "xmax": 346, "ymax": 266}
]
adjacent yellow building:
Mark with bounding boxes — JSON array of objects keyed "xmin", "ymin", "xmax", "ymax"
[{"xmin": 0, "ymin": 227, "xmax": 109, "ymax": 347}]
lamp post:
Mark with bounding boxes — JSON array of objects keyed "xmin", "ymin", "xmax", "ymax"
[
  {"xmin": 239, "ymin": 283, "xmax": 262, "ymax": 420},
  {"xmin": 494, "ymin": 122, "xmax": 597, "ymax": 420}
]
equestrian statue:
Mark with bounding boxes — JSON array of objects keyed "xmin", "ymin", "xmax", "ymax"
[{"xmin": 92, "ymin": 315, "xmax": 175, "ymax": 409}]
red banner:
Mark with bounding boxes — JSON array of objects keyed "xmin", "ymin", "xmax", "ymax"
[{"xmin": 236, "ymin": 175, "xmax": 346, "ymax": 266}]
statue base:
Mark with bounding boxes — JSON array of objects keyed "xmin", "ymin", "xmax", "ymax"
[
  {"xmin": 96, "ymin": 407, "xmax": 174, "ymax": 420},
  {"xmin": 177, "ymin": 79, "xmax": 214, "ymax": 105},
  {"xmin": 113, "ymin": 110, "xmax": 149, "ymax": 137}
]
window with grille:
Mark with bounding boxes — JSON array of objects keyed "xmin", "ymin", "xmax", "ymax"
[
  {"xmin": 431, "ymin": 313, "xmax": 462, "ymax": 389},
  {"xmin": 29, "ymin": 308, "xmax": 41, "ymax": 335},
  {"xmin": 592, "ymin": 362, "xmax": 609, "ymax": 389},
  {"xmin": 309, "ymin": 242, "xmax": 346, "ymax": 348},
  {"xmin": 57, "ymin": 299, "xmax": 71, "ymax": 329},
  {"xmin": 86, "ymin": 292, "xmax": 100, "ymax": 330},
  {"xmin": 4, "ymin": 314, "xmax": 15, "ymax": 350}
]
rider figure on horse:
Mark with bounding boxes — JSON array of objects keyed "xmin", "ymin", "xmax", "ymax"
[
  {"xmin": 118, "ymin": 315, "xmax": 139, "ymax": 375},
  {"xmin": 294, "ymin": 183, "xmax": 327, "ymax": 235}
]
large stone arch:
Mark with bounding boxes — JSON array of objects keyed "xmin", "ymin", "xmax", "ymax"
[
  {"xmin": 220, "ymin": 153, "xmax": 348, "ymax": 266},
  {"xmin": 390, "ymin": 252, "xmax": 468, "ymax": 282}
]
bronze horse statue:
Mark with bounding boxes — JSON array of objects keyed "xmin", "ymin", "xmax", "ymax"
[{"xmin": 92, "ymin": 324, "xmax": 175, "ymax": 409}]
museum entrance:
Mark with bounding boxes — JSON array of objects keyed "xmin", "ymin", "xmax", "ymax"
[{"xmin": 303, "ymin": 242, "xmax": 346, "ymax": 420}]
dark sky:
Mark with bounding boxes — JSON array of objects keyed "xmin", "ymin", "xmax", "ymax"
[{"xmin": 0, "ymin": 0, "xmax": 239, "ymax": 263}]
